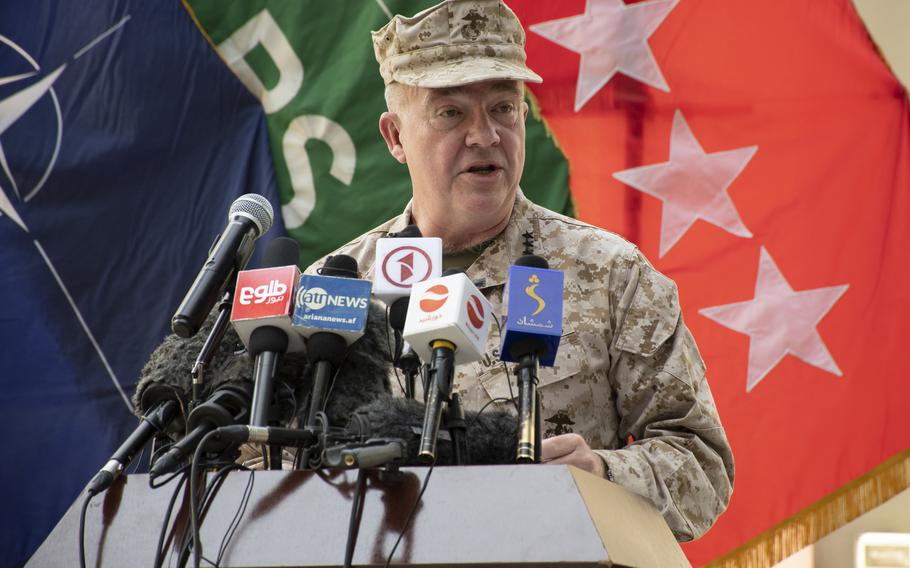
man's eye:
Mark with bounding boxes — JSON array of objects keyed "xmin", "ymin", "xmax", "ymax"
[
  {"xmin": 494, "ymin": 103, "xmax": 515, "ymax": 114},
  {"xmin": 438, "ymin": 108, "xmax": 461, "ymax": 118}
]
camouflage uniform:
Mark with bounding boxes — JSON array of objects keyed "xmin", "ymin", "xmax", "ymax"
[{"xmin": 305, "ymin": 190, "xmax": 734, "ymax": 541}]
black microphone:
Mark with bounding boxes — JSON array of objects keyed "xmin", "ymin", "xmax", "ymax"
[
  {"xmin": 236, "ymin": 238, "xmax": 301, "ymax": 429},
  {"xmin": 149, "ymin": 382, "xmax": 252, "ymax": 476},
  {"xmin": 87, "ymin": 398, "xmax": 179, "ymax": 495},
  {"xmin": 210, "ymin": 424, "xmax": 319, "ymax": 448},
  {"xmin": 171, "ymin": 193, "xmax": 274, "ymax": 338},
  {"xmin": 403, "ymin": 269, "xmax": 492, "ymax": 463},
  {"xmin": 501, "ymin": 254, "xmax": 563, "ymax": 463},
  {"xmin": 298, "ymin": 254, "xmax": 362, "ymax": 464},
  {"xmin": 293, "ymin": 300, "xmax": 393, "ymax": 429},
  {"xmin": 346, "ymin": 395, "xmax": 517, "ymax": 466},
  {"xmin": 87, "ymin": 365, "xmax": 198, "ymax": 495}
]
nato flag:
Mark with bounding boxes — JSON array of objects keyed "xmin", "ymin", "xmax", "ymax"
[{"xmin": 0, "ymin": 2, "xmax": 281, "ymax": 565}]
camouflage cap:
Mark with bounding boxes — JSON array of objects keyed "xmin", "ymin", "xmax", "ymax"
[{"xmin": 372, "ymin": 0, "xmax": 543, "ymax": 88}]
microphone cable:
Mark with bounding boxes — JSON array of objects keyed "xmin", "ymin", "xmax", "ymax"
[
  {"xmin": 153, "ymin": 469, "xmax": 188, "ymax": 568},
  {"xmin": 78, "ymin": 445, "xmax": 149, "ymax": 568},
  {"xmin": 189, "ymin": 428, "xmax": 223, "ymax": 568},
  {"xmin": 77, "ymin": 490, "xmax": 95, "ymax": 568},
  {"xmin": 177, "ymin": 463, "xmax": 242, "ymax": 568},
  {"xmin": 184, "ymin": 433, "xmax": 253, "ymax": 568},
  {"xmin": 213, "ymin": 466, "xmax": 255, "ymax": 567},
  {"xmin": 491, "ymin": 315, "xmax": 518, "ymax": 406},
  {"xmin": 384, "ymin": 305, "xmax": 407, "ymax": 397}
]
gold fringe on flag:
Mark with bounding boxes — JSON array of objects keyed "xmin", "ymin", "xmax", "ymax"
[{"xmin": 706, "ymin": 447, "xmax": 910, "ymax": 568}]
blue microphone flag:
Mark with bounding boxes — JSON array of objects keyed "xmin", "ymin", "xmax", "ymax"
[
  {"xmin": 500, "ymin": 265, "xmax": 564, "ymax": 367},
  {"xmin": 292, "ymin": 274, "xmax": 371, "ymax": 341}
]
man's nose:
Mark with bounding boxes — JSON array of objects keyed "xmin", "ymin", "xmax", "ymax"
[{"xmin": 464, "ymin": 110, "xmax": 501, "ymax": 147}]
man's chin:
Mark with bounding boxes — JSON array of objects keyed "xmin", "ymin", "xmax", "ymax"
[{"xmin": 454, "ymin": 178, "xmax": 514, "ymax": 205}]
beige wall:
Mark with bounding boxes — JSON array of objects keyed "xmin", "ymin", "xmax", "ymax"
[
  {"xmin": 771, "ymin": 488, "xmax": 910, "ymax": 568},
  {"xmin": 853, "ymin": 0, "xmax": 910, "ymax": 88}
]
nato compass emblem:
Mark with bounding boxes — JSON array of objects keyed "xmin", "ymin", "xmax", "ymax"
[
  {"xmin": 0, "ymin": 16, "xmax": 134, "ymax": 409},
  {"xmin": 0, "ymin": 17, "xmax": 130, "ymax": 231}
]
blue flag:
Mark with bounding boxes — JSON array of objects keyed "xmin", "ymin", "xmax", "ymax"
[{"xmin": 0, "ymin": 2, "xmax": 280, "ymax": 565}]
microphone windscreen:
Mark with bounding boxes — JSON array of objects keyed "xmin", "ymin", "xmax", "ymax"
[
  {"xmin": 320, "ymin": 254, "xmax": 359, "ymax": 278},
  {"xmin": 295, "ymin": 301, "xmax": 393, "ymax": 426},
  {"xmin": 389, "ymin": 224, "xmax": 422, "ymax": 238},
  {"xmin": 261, "ymin": 237, "xmax": 300, "ymax": 268},
  {"xmin": 347, "ymin": 394, "xmax": 518, "ymax": 466},
  {"xmin": 136, "ymin": 309, "xmax": 309, "ymax": 425},
  {"xmin": 515, "ymin": 254, "xmax": 549, "ymax": 269},
  {"xmin": 249, "ymin": 325, "xmax": 290, "ymax": 357},
  {"xmin": 388, "ymin": 297, "xmax": 409, "ymax": 331}
]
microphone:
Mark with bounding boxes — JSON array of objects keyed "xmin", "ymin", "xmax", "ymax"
[
  {"xmin": 209, "ymin": 424, "xmax": 318, "ymax": 448},
  {"xmin": 500, "ymin": 255, "xmax": 564, "ymax": 463},
  {"xmin": 88, "ymin": 358, "xmax": 203, "ymax": 495},
  {"xmin": 230, "ymin": 238, "xmax": 302, "ymax": 433},
  {"xmin": 345, "ymin": 395, "xmax": 517, "ymax": 466},
  {"xmin": 172, "ymin": 193, "xmax": 274, "ymax": 338},
  {"xmin": 293, "ymin": 255, "xmax": 372, "ymax": 435},
  {"xmin": 372, "ymin": 226, "xmax": 442, "ymax": 316},
  {"xmin": 403, "ymin": 272, "xmax": 492, "ymax": 462},
  {"xmin": 373, "ymin": 225, "xmax": 441, "ymax": 398},
  {"xmin": 293, "ymin": 299, "xmax": 393, "ymax": 429},
  {"xmin": 231, "ymin": 238, "xmax": 305, "ymax": 355},
  {"xmin": 86, "ymin": 398, "xmax": 180, "ymax": 495},
  {"xmin": 149, "ymin": 381, "xmax": 252, "ymax": 476}
]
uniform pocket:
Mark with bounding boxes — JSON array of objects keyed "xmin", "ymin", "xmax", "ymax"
[{"xmin": 477, "ymin": 331, "xmax": 586, "ymax": 402}]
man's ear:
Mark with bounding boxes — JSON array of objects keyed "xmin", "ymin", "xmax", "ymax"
[
  {"xmin": 521, "ymin": 100, "xmax": 529, "ymax": 121},
  {"xmin": 379, "ymin": 112, "xmax": 407, "ymax": 164}
]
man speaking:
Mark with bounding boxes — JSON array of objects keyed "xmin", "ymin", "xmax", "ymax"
[{"xmin": 307, "ymin": 0, "xmax": 734, "ymax": 540}]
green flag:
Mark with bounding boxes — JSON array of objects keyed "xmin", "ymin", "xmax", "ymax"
[{"xmin": 185, "ymin": 0, "xmax": 571, "ymax": 267}]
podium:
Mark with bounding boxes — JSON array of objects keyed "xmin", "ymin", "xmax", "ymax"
[{"xmin": 28, "ymin": 465, "xmax": 690, "ymax": 567}]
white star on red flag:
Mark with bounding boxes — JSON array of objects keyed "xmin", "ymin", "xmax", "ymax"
[
  {"xmin": 529, "ymin": 0, "xmax": 678, "ymax": 111},
  {"xmin": 612, "ymin": 110, "xmax": 757, "ymax": 258},
  {"xmin": 699, "ymin": 247, "xmax": 849, "ymax": 392}
]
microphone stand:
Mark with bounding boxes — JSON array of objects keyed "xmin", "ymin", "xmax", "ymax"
[
  {"xmin": 515, "ymin": 353, "xmax": 541, "ymax": 463},
  {"xmin": 443, "ymin": 393, "xmax": 468, "ymax": 465},
  {"xmin": 248, "ymin": 327, "xmax": 289, "ymax": 470},
  {"xmin": 299, "ymin": 332, "xmax": 347, "ymax": 468},
  {"xmin": 189, "ymin": 289, "xmax": 234, "ymax": 411}
]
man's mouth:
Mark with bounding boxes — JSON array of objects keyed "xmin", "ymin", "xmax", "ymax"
[{"xmin": 465, "ymin": 164, "xmax": 500, "ymax": 174}]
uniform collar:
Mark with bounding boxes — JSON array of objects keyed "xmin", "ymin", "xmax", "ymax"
[{"xmin": 466, "ymin": 189, "xmax": 535, "ymax": 290}]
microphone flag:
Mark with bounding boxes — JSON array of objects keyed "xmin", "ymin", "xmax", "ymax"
[
  {"xmin": 500, "ymin": 265, "xmax": 564, "ymax": 367},
  {"xmin": 292, "ymin": 274, "xmax": 372, "ymax": 344},
  {"xmin": 231, "ymin": 266, "xmax": 304, "ymax": 353},
  {"xmin": 372, "ymin": 237, "xmax": 442, "ymax": 305},
  {"xmin": 403, "ymin": 273, "xmax": 492, "ymax": 365}
]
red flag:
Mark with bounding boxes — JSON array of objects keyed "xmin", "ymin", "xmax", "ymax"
[{"xmin": 510, "ymin": 0, "xmax": 910, "ymax": 564}]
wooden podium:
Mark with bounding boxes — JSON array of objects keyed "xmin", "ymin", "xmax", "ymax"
[{"xmin": 28, "ymin": 465, "xmax": 690, "ymax": 567}]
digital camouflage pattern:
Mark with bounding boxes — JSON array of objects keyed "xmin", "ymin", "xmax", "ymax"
[
  {"xmin": 372, "ymin": 0, "xmax": 542, "ymax": 88},
  {"xmin": 306, "ymin": 190, "xmax": 735, "ymax": 541}
]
